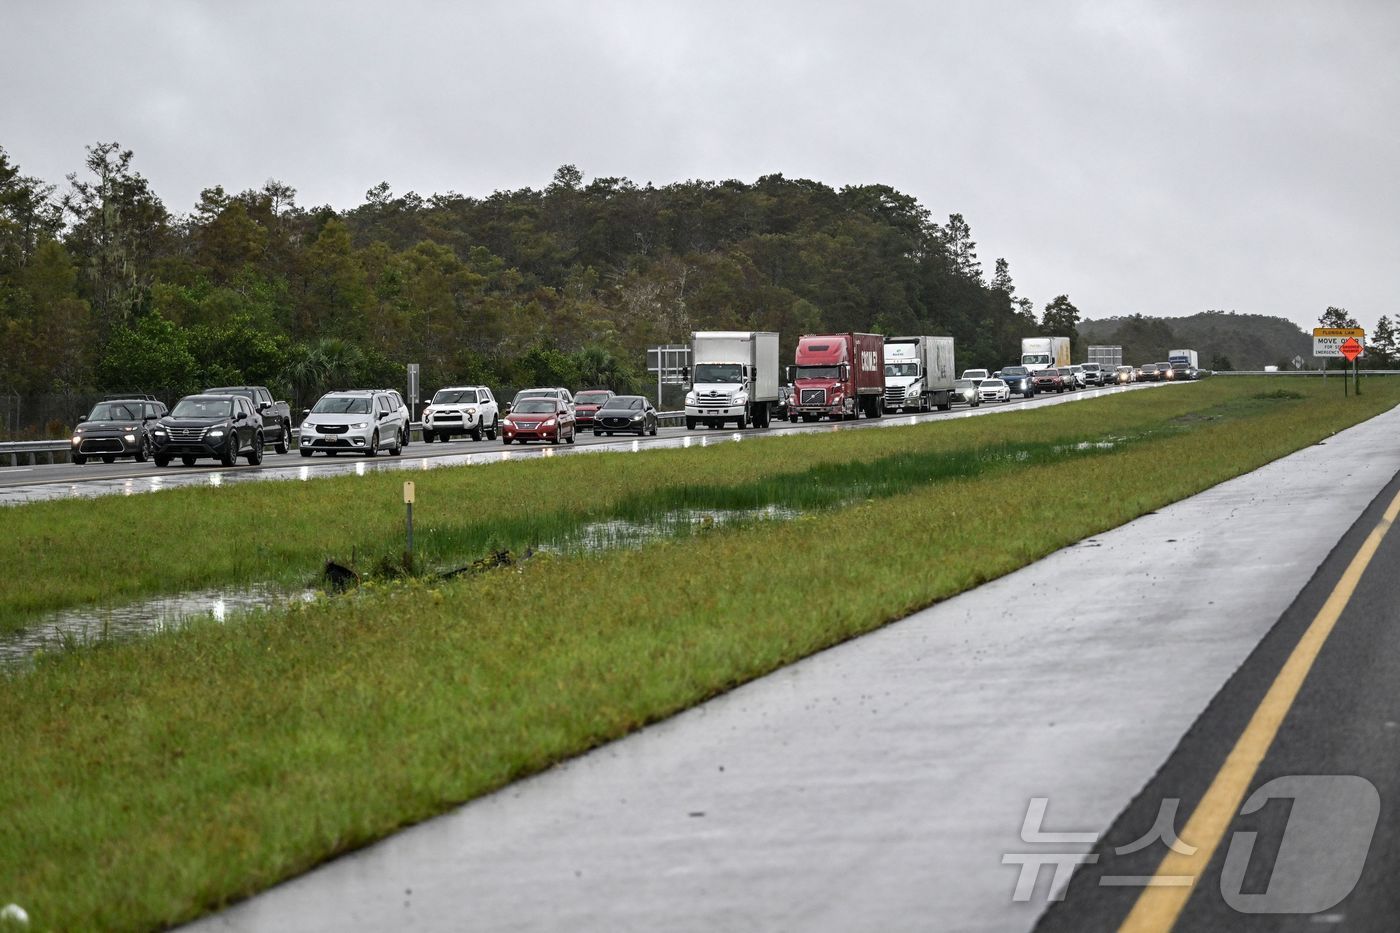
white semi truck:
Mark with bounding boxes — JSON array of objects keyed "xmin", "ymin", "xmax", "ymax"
[
  {"xmin": 882, "ymin": 336, "xmax": 956, "ymax": 412},
  {"xmin": 685, "ymin": 331, "xmax": 781, "ymax": 429},
  {"xmin": 1022, "ymin": 336, "xmax": 1071, "ymax": 370}
]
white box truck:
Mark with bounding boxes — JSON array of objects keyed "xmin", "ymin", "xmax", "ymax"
[
  {"xmin": 1088, "ymin": 346, "xmax": 1123, "ymax": 370},
  {"xmin": 685, "ymin": 331, "xmax": 781, "ymax": 429},
  {"xmin": 883, "ymin": 336, "xmax": 955, "ymax": 412},
  {"xmin": 1168, "ymin": 349, "xmax": 1199, "ymax": 369},
  {"xmin": 1022, "ymin": 336, "xmax": 1071, "ymax": 370}
]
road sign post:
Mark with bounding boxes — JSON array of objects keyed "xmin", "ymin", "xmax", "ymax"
[{"xmin": 1340, "ymin": 337, "xmax": 1363, "ymax": 396}]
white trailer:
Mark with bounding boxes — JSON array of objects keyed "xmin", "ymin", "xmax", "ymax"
[
  {"xmin": 1087, "ymin": 346, "xmax": 1123, "ymax": 370},
  {"xmin": 883, "ymin": 336, "xmax": 955, "ymax": 412},
  {"xmin": 1022, "ymin": 336, "xmax": 1071, "ymax": 370},
  {"xmin": 685, "ymin": 331, "xmax": 781, "ymax": 429},
  {"xmin": 1168, "ymin": 349, "xmax": 1199, "ymax": 369}
]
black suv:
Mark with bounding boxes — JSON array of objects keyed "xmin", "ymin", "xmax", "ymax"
[
  {"xmin": 70, "ymin": 397, "xmax": 169, "ymax": 464},
  {"xmin": 152, "ymin": 394, "xmax": 266, "ymax": 467},
  {"xmin": 204, "ymin": 386, "xmax": 294, "ymax": 453}
]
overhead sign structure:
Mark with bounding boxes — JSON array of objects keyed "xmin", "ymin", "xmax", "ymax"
[
  {"xmin": 1313, "ymin": 328, "xmax": 1365, "ymax": 359},
  {"xmin": 1340, "ymin": 337, "xmax": 1364, "ymax": 362}
]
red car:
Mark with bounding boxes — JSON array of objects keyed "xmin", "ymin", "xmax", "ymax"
[
  {"xmin": 572, "ymin": 389, "xmax": 614, "ymax": 429},
  {"xmin": 501, "ymin": 399, "xmax": 576, "ymax": 445},
  {"xmin": 1032, "ymin": 369, "xmax": 1067, "ymax": 393}
]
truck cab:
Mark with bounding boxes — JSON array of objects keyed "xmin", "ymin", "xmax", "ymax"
[
  {"xmin": 684, "ymin": 331, "xmax": 780, "ymax": 430},
  {"xmin": 789, "ymin": 333, "xmax": 884, "ymax": 422}
]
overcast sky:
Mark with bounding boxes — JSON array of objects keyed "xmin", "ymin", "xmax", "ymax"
[{"xmin": 4, "ymin": 0, "xmax": 1397, "ymax": 332}]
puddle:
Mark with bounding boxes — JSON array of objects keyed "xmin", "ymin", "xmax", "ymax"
[
  {"xmin": 544, "ymin": 506, "xmax": 802, "ymax": 554},
  {"xmin": 1, "ymin": 584, "xmax": 315, "ymax": 668}
]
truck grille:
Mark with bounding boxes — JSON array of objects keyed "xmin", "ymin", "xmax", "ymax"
[
  {"xmin": 800, "ymin": 389, "xmax": 826, "ymax": 406},
  {"xmin": 167, "ymin": 426, "xmax": 205, "ymax": 442},
  {"xmin": 884, "ymin": 387, "xmax": 905, "ymax": 406},
  {"xmin": 698, "ymin": 391, "xmax": 730, "ymax": 405}
]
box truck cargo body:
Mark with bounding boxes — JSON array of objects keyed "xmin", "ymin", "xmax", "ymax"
[
  {"xmin": 882, "ymin": 336, "xmax": 955, "ymax": 412},
  {"xmin": 1088, "ymin": 346, "xmax": 1124, "ymax": 370},
  {"xmin": 789, "ymin": 333, "xmax": 885, "ymax": 421},
  {"xmin": 1167, "ymin": 349, "xmax": 1199, "ymax": 369},
  {"xmin": 684, "ymin": 331, "xmax": 780, "ymax": 429},
  {"xmin": 1022, "ymin": 337, "xmax": 1071, "ymax": 370}
]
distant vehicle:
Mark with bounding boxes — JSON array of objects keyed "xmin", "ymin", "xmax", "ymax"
[
  {"xmin": 961, "ymin": 368, "xmax": 990, "ymax": 386},
  {"xmin": 1088, "ymin": 345, "xmax": 1124, "ymax": 371},
  {"xmin": 152, "ymin": 394, "xmax": 265, "ymax": 468},
  {"xmin": 1114, "ymin": 365, "xmax": 1135, "ymax": 385},
  {"xmin": 510, "ymin": 387, "xmax": 574, "ymax": 415},
  {"xmin": 1158, "ymin": 361, "xmax": 1176, "ymax": 381},
  {"xmin": 1170, "ymin": 361, "xmax": 1194, "ymax": 381},
  {"xmin": 1168, "ymin": 349, "xmax": 1200, "ymax": 371},
  {"xmin": 1033, "ymin": 369, "xmax": 1067, "ymax": 393},
  {"xmin": 788, "ymin": 332, "xmax": 885, "ymax": 422},
  {"xmin": 421, "ymin": 385, "xmax": 499, "ymax": 442},
  {"xmin": 572, "ymin": 389, "xmax": 614, "ymax": 429},
  {"xmin": 501, "ymin": 397, "xmax": 575, "ymax": 445},
  {"xmin": 685, "ymin": 331, "xmax": 781, "ymax": 430},
  {"xmin": 1079, "ymin": 363, "xmax": 1104, "ymax": 386},
  {"xmin": 1139, "ymin": 363, "xmax": 1161, "ymax": 382},
  {"xmin": 1066, "ymin": 365, "xmax": 1089, "ymax": 389},
  {"xmin": 1022, "ymin": 337, "xmax": 1072, "ymax": 370},
  {"xmin": 204, "ymin": 386, "xmax": 293, "ymax": 454},
  {"xmin": 998, "ymin": 365, "xmax": 1036, "ymax": 399},
  {"xmin": 594, "ymin": 395, "xmax": 658, "ymax": 436},
  {"xmin": 1057, "ymin": 367, "xmax": 1080, "ymax": 389},
  {"xmin": 298, "ymin": 390, "xmax": 407, "ymax": 458},
  {"xmin": 977, "ymin": 378, "xmax": 1012, "ymax": 403},
  {"xmin": 1263, "ymin": 365, "xmax": 1280, "ymax": 373},
  {"xmin": 883, "ymin": 336, "xmax": 955, "ymax": 412},
  {"xmin": 952, "ymin": 379, "xmax": 981, "ymax": 407},
  {"xmin": 70, "ymin": 397, "xmax": 168, "ymax": 464}
]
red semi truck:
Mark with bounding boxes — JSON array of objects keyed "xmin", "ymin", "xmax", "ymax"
[{"xmin": 788, "ymin": 332, "xmax": 885, "ymax": 422}]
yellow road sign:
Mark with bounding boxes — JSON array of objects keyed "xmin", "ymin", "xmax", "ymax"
[{"xmin": 1314, "ymin": 327, "xmax": 1365, "ymax": 338}]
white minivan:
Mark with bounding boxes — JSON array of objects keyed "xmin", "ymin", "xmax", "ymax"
[{"xmin": 300, "ymin": 390, "xmax": 409, "ymax": 457}]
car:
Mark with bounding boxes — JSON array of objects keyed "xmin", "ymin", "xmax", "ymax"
[
  {"xmin": 977, "ymin": 378, "xmax": 1011, "ymax": 403},
  {"xmin": 510, "ymin": 387, "xmax": 574, "ymax": 415},
  {"xmin": 1054, "ymin": 367, "xmax": 1078, "ymax": 389},
  {"xmin": 1139, "ymin": 363, "xmax": 1160, "ymax": 382},
  {"xmin": 501, "ymin": 398, "xmax": 575, "ymax": 445},
  {"xmin": 1158, "ymin": 362, "xmax": 1176, "ymax": 381},
  {"xmin": 572, "ymin": 389, "xmax": 615, "ymax": 429},
  {"xmin": 952, "ymin": 379, "xmax": 981, "ymax": 407},
  {"xmin": 1032, "ymin": 369, "xmax": 1067, "ymax": 393},
  {"xmin": 421, "ymin": 385, "xmax": 499, "ymax": 442},
  {"xmin": 998, "ymin": 365, "xmax": 1036, "ymax": 399},
  {"xmin": 1079, "ymin": 363, "xmax": 1104, "ymax": 387},
  {"xmin": 961, "ymin": 368, "xmax": 990, "ymax": 386},
  {"xmin": 377, "ymin": 388, "xmax": 412, "ymax": 447},
  {"xmin": 1114, "ymin": 365, "xmax": 1135, "ymax": 385},
  {"xmin": 70, "ymin": 397, "xmax": 169, "ymax": 464},
  {"xmin": 204, "ymin": 386, "xmax": 294, "ymax": 454},
  {"xmin": 299, "ymin": 390, "xmax": 408, "ymax": 457},
  {"xmin": 1066, "ymin": 365, "xmax": 1088, "ymax": 389},
  {"xmin": 152, "ymin": 394, "xmax": 265, "ymax": 467},
  {"xmin": 594, "ymin": 395, "xmax": 659, "ymax": 436}
]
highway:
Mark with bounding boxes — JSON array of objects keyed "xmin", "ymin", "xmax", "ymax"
[{"xmin": 0, "ymin": 382, "xmax": 1152, "ymax": 505}]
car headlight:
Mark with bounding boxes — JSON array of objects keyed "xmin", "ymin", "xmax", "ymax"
[
  {"xmin": 154, "ymin": 428, "xmax": 167, "ymax": 436},
  {"xmin": 208, "ymin": 429, "xmax": 225, "ymax": 438},
  {"xmin": 124, "ymin": 433, "xmax": 136, "ymax": 443},
  {"xmin": 542, "ymin": 418, "xmax": 556, "ymax": 427},
  {"xmin": 71, "ymin": 435, "xmax": 81, "ymax": 444},
  {"xmin": 465, "ymin": 408, "xmax": 476, "ymax": 418},
  {"xmin": 350, "ymin": 422, "xmax": 368, "ymax": 429},
  {"xmin": 630, "ymin": 413, "xmax": 643, "ymax": 421}
]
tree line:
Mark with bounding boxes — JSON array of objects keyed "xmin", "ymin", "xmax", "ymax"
[{"xmin": 3, "ymin": 142, "xmax": 1088, "ymax": 434}]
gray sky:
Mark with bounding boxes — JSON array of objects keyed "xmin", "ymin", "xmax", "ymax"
[{"xmin": 4, "ymin": 0, "xmax": 1397, "ymax": 333}]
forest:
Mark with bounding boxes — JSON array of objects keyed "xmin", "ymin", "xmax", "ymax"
[{"xmin": 0, "ymin": 142, "xmax": 1082, "ymax": 435}]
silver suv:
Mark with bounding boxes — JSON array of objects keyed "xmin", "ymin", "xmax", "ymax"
[
  {"xmin": 422, "ymin": 385, "xmax": 499, "ymax": 442},
  {"xmin": 300, "ymin": 390, "xmax": 409, "ymax": 458}
]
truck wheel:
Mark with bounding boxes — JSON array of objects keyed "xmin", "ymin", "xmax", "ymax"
[
  {"xmin": 686, "ymin": 417, "xmax": 696, "ymax": 431},
  {"xmin": 300, "ymin": 448, "xmax": 313, "ymax": 458},
  {"xmin": 365, "ymin": 431, "xmax": 378, "ymax": 457},
  {"xmin": 487, "ymin": 417, "xmax": 499, "ymax": 440},
  {"xmin": 736, "ymin": 409, "xmax": 747, "ymax": 429},
  {"xmin": 275, "ymin": 423, "xmax": 290, "ymax": 455},
  {"xmin": 246, "ymin": 432, "xmax": 264, "ymax": 466},
  {"xmin": 938, "ymin": 399, "xmax": 951, "ymax": 411}
]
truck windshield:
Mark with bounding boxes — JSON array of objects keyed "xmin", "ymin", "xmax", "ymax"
[
  {"xmin": 693, "ymin": 363, "xmax": 742, "ymax": 384},
  {"xmin": 884, "ymin": 363, "xmax": 918, "ymax": 377},
  {"xmin": 1023, "ymin": 354, "xmax": 1051, "ymax": 366},
  {"xmin": 795, "ymin": 365, "xmax": 839, "ymax": 379}
]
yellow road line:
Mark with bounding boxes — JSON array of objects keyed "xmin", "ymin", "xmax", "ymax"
[{"xmin": 1118, "ymin": 484, "xmax": 1400, "ymax": 932}]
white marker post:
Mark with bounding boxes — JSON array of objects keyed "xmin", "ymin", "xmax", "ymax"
[{"xmin": 403, "ymin": 481, "xmax": 415, "ymax": 567}]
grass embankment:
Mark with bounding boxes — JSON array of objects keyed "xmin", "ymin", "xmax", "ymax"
[{"xmin": 1, "ymin": 379, "xmax": 1397, "ymax": 931}]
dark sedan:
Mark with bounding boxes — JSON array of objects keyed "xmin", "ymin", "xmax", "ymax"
[
  {"xmin": 152, "ymin": 394, "xmax": 265, "ymax": 467},
  {"xmin": 70, "ymin": 398, "xmax": 169, "ymax": 464},
  {"xmin": 1032, "ymin": 369, "xmax": 1067, "ymax": 393},
  {"xmin": 595, "ymin": 396, "xmax": 659, "ymax": 436}
]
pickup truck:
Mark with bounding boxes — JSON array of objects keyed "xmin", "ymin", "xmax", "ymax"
[{"xmin": 204, "ymin": 386, "xmax": 294, "ymax": 453}]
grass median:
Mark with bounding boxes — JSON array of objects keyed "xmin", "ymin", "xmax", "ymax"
[{"xmin": 1, "ymin": 378, "xmax": 1398, "ymax": 930}]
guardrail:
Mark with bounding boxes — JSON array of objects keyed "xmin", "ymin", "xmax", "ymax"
[
  {"xmin": 2, "ymin": 412, "xmax": 691, "ymax": 467},
  {"xmin": 1212, "ymin": 370, "xmax": 1400, "ymax": 376}
]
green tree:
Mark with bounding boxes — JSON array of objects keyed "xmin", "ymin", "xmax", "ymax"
[
  {"xmin": 1318, "ymin": 306, "xmax": 1359, "ymax": 329},
  {"xmin": 97, "ymin": 312, "xmax": 198, "ymax": 397},
  {"xmin": 1041, "ymin": 294, "xmax": 1082, "ymax": 348},
  {"xmin": 1371, "ymin": 315, "xmax": 1397, "ymax": 367}
]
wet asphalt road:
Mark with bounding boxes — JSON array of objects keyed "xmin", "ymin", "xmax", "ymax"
[
  {"xmin": 0, "ymin": 383, "xmax": 1156, "ymax": 504},
  {"xmin": 1038, "ymin": 466, "xmax": 1400, "ymax": 932}
]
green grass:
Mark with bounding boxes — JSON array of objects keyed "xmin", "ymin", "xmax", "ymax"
[{"xmin": 0, "ymin": 379, "xmax": 1397, "ymax": 931}]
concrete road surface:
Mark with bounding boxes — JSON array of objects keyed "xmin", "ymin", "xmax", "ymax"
[{"xmin": 188, "ymin": 403, "xmax": 1400, "ymax": 933}]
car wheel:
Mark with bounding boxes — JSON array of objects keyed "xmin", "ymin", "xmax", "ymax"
[
  {"xmin": 136, "ymin": 436, "xmax": 150, "ymax": 463},
  {"xmin": 246, "ymin": 432, "xmax": 264, "ymax": 465},
  {"xmin": 365, "ymin": 431, "xmax": 379, "ymax": 457},
  {"xmin": 154, "ymin": 454, "xmax": 169, "ymax": 467},
  {"xmin": 400, "ymin": 427, "xmax": 409, "ymax": 448},
  {"xmin": 102, "ymin": 454, "xmax": 116, "ymax": 463},
  {"xmin": 300, "ymin": 448, "xmax": 313, "ymax": 458},
  {"xmin": 650, "ymin": 422, "xmax": 658, "ymax": 436},
  {"xmin": 275, "ymin": 423, "xmax": 290, "ymax": 455},
  {"xmin": 72, "ymin": 454, "xmax": 87, "ymax": 465},
  {"xmin": 471, "ymin": 419, "xmax": 483, "ymax": 441},
  {"xmin": 182, "ymin": 456, "xmax": 197, "ymax": 467},
  {"xmin": 487, "ymin": 416, "xmax": 499, "ymax": 440},
  {"xmin": 594, "ymin": 429, "xmax": 602, "ymax": 436},
  {"xmin": 220, "ymin": 436, "xmax": 239, "ymax": 467},
  {"xmin": 567, "ymin": 427, "xmax": 576, "ymax": 445},
  {"xmin": 391, "ymin": 431, "xmax": 403, "ymax": 456},
  {"xmin": 423, "ymin": 430, "xmax": 435, "ymax": 443}
]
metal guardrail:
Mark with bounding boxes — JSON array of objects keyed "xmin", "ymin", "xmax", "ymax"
[{"xmin": 2, "ymin": 412, "xmax": 691, "ymax": 467}]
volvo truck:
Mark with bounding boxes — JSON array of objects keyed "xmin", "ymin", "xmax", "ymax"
[
  {"xmin": 789, "ymin": 333, "xmax": 885, "ymax": 421},
  {"xmin": 883, "ymin": 336, "xmax": 955, "ymax": 412},
  {"xmin": 684, "ymin": 331, "xmax": 781, "ymax": 429}
]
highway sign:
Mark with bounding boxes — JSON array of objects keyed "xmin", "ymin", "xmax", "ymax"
[
  {"xmin": 1314, "ymin": 327, "xmax": 1365, "ymax": 338},
  {"xmin": 1292, "ymin": 355, "xmax": 1304, "ymax": 370},
  {"xmin": 1341, "ymin": 338, "xmax": 1363, "ymax": 361},
  {"xmin": 1314, "ymin": 331, "xmax": 1365, "ymax": 358}
]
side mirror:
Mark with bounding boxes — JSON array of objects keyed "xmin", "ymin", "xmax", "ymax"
[
  {"xmin": 257, "ymin": 402, "xmax": 269, "ymax": 411},
  {"xmin": 682, "ymin": 366, "xmax": 690, "ymax": 380},
  {"xmin": 785, "ymin": 366, "xmax": 794, "ymax": 382},
  {"xmin": 234, "ymin": 411, "xmax": 247, "ymax": 422},
  {"xmin": 302, "ymin": 409, "xmax": 311, "ymax": 418},
  {"xmin": 378, "ymin": 411, "xmax": 388, "ymax": 420}
]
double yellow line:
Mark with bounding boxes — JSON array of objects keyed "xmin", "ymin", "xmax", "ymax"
[{"xmin": 1119, "ymin": 484, "xmax": 1400, "ymax": 932}]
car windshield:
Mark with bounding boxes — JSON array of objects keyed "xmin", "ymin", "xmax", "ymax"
[
  {"xmin": 885, "ymin": 363, "xmax": 918, "ymax": 377},
  {"xmin": 311, "ymin": 396, "xmax": 372, "ymax": 414},
  {"xmin": 575, "ymin": 391, "xmax": 611, "ymax": 405},
  {"xmin": 433, "ymin": 389, "xmax": 478, "ymax": 404},
  {"xmin": 1142, "ymin": 365, "xmax": 1157, "ymax": 371},
  {"xmin": 513, "ymin": 400, "xmax": 556, "ymax": 414},
  {"xmin": 205, "ymin": 387, "xmax": 252, "ymax": 398},
  {"xmin": 982, "ymin": 379, "xmax": 1005, "ymax": 387},
  {"xmin": 601, "ymin": 397, "xmax": 644, "ymax": 411},
  {"xmin": 515, "ymin": 390, "xmax": 555, "ymax": 402},
  {"xmin": 954, "ymin": 379, "xmax": 974, "ymax": 389},
  {"xmin": 795, "ymin": 365, "xmax": 839, "ymax": 379},
  {"xmin": 87, "ymin": 401, "xmax": 143, "ymax": 421},
  {"xmin": 172, "ymin": 398, "xmax": 233, "ymax": 419},
  {"xmin": 1002, "ymin": 367, "xmax": 1028, "ymax": 376},
  {"xmin": 693, "ymin": 363, "xmax": 743, "ymax": 384}
]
